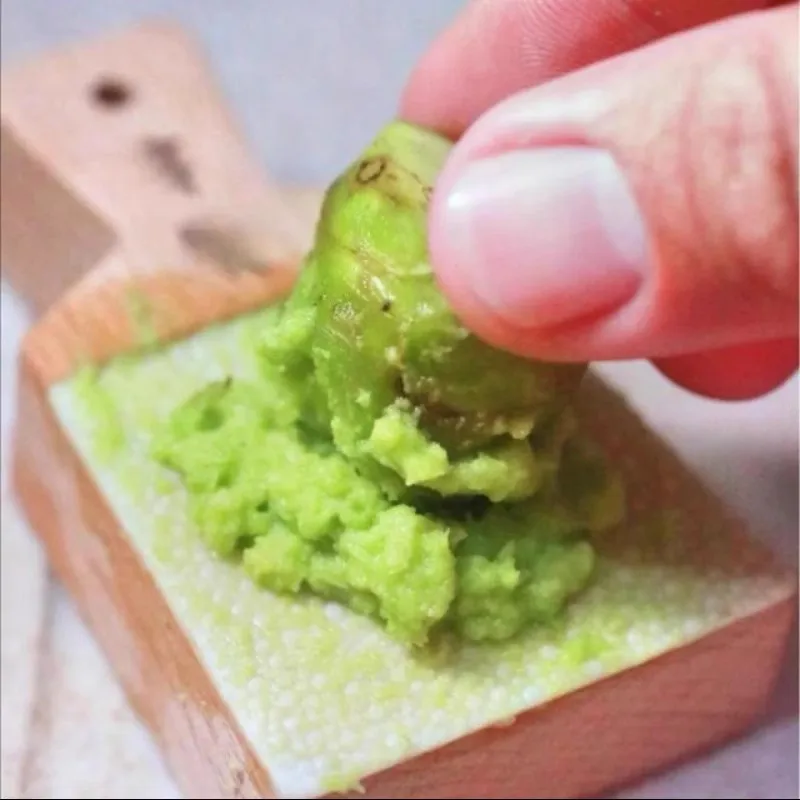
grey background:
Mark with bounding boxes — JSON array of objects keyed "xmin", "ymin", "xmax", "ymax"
[
  {"xmin": 1, "ymin": 0, "xmax": 465, "ymax": 184},
  {"xmin": 2, "ymin": 2, "xmax": 797, "ymax": 799}
]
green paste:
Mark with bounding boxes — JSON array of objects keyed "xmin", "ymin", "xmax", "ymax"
[{"xmin": 150, "ymin": 121, "xmax": 626, "ymax": 648}]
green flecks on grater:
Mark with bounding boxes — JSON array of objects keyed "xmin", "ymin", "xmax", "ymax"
[{"xmin": 50, "ymin": 306, "xmax": 788, "ymax": 798}]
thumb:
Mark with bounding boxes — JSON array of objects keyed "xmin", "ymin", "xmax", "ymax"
[{"xmin": 427, "ymin": 5, "xmax": 798, "ymax": 367}]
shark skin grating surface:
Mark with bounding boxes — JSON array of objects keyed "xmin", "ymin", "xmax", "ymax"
[{"xmin": 48, "ymin": 308, "xmax": 790, "ymax": 799}]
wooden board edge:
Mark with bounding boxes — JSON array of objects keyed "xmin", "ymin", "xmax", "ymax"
[
  {"xmin": 352, "ymin": 595, "xmax": 795, "ymax": 798},
  {"xmin": 16, "ymin": 186, "xmax": 323, "ymax": 387},
  {"xmin": 11, "ymin": 356, "xmax": 275, "ymax": 800},
  {"xmin": 0, "ymin": 122, "xmax": 116, "ymax": 316},
  {"xmin": 22, "ymin": 259, "xmax": 297, "ymax": 386}
]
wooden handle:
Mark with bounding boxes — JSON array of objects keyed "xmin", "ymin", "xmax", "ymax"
[{"xmin": 1, "ymin": 21, "xmax": 317, "ymax": 315}]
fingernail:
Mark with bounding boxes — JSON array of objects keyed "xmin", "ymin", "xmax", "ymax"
[{"xmin": 437, "ymin": 147, "xmax": 648, "ymax": 329}]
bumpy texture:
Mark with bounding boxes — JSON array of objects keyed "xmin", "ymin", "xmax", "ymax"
[
  {"xmin": 262, "ymin": 121, "xmax": 585, "ymax": 481},
  {"xmin": 151, "ymin": 349, "xmax": 620, "ymax": 647},
  {"xmin": 51, "ymin": 317, "xmax": 790, "ymax": 798},
  {"xmin": 150, "ymin": 121, "xmax": 623, "ymax": 647}
]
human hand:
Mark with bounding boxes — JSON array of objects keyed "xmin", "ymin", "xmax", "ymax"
[{"xmin": 400, "ymin": 0, "xmax": 798, "ymax": 400}]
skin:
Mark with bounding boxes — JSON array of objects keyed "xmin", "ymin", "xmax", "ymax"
[{"xmin": 399, "ymin": 0, "xmax": 798, "ymax": 400}]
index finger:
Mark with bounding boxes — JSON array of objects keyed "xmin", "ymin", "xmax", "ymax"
[{"xmin": 400, "ymin": 0, "xmax": 776, "ymax": 138}]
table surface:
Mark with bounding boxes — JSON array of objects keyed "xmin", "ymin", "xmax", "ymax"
[{"xmin": 1, "ymin": 2, "xmax": 797, "ymax": 798}]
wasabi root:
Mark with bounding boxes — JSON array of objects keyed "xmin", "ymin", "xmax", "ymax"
[{"xmin": 153, "ymin": 121, "xmax": 625, "ymax": 647}]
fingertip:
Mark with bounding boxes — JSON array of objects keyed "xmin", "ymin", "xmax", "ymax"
[
  {"xmin": 427, "ymin": 177, "xmax": 603, "ymax": 365},
  {"xmin": 427, "ymin": 171, "xmax": 535, "ymax": 358},
  {"xmin": 653, "ymin": 339, "xmax": 799, "ymax": 400},
  {"xmin": 398, "ymin": 29, "xmax": 459, "ymax": 137},
  {"xmin": 399, "ymin": 0, "xmax": 519, "ymax": 139}
]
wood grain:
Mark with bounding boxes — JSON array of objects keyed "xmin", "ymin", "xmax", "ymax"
[
  {"xmin": 1, "ymin": 20, "xmax": 316, "ymax": 322},
  {"xmin": 0, "ymin": 125, "xmax": 114, "ymax": 315},
  {"xmin": 13, "ymin": 356, "xmax": 273, "ymax": 800},
  {"xmin": 4, "ymin": 22, "xmax": 797, "ymax": 800}
]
